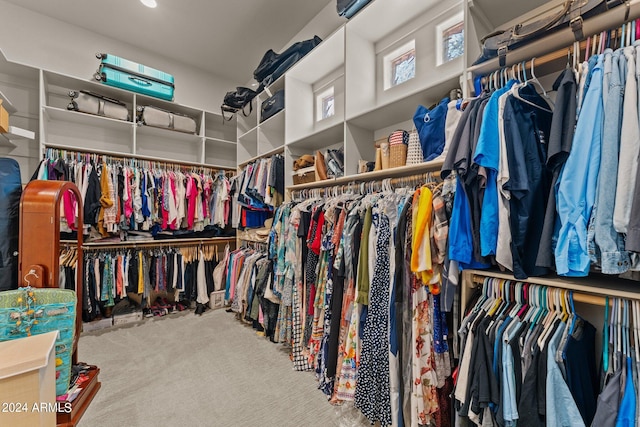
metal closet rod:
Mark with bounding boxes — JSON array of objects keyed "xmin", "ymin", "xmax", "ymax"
[
  {"xmin": 471, "ymin": 275, "xmax": 611, "ymax": 307},
  {"xmin": 62, "ymin": 237, "xmax": 235, "ymax": 251},
  {"xmin": 43, "ymin": 144, "xmax": 235, "ymax": 172},
  {"xmin": 241, "ymin": 240, "xmax": 268, "ymax": 249},
  {"xmin": 290, "ymin": 171, "xmax": 441, "ymax": 199},
  {"xmin": 468, "ymin": 0, "xmax": 640, "ymax": 76}
]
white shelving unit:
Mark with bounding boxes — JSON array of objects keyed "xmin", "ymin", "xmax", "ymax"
[
  {"xmin": 39, "ymin": 69, "xmax": 237, "ymax": 169},
  {"xmin": 276, "ymin": 0, "xmax": 464, "ymax": 186},
  {"xmin": 0, "ymin": 84, "xmax": 36, "ymax": 145},
  {"xmin": 236, "ymin": 74, "xmax": 287, "ymax": 166},
  {"xmin": 285, "ymin": 27, "xmax": 345, "ymax": 145}
]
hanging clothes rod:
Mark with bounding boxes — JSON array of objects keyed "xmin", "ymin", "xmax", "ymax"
[
  {"xmin": 290, "ymin": 172, "xmax": 440, "ymax": 199},
  {"xmin": 478, "ymin": 39, "xmax": 589, "ymax": 90},
  {"xmin": 289, "ymin": 169, "xmax": 443, "ymax": 199},
  {"xmin": 468, "ymin": 274, "xmax": 634, "ymax": 307},
  {"xmin": 63, "ymin": 237, "xmax": 235, "ymax": 251},
  {"xmin": 240, "ymin": 240, "xmax": 268, "ymax": 250},
  {"xmin": 468, "ymin": 0, "xmax": 640, "ymax": 76},
  {"xmin": 43, "ymin": 143, "xmax": 236, "ymax": 172},
  {"xmin": 287, "ymin": 160, "xmax": 444, "ymax": 192}
]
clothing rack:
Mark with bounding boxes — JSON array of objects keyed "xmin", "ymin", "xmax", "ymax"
[
  {"xmin": 468, "ymin": 0, "xmax": 640, "ymax": 76},
  {"xmin": 240, "ymin": 240, "xmax": 268, "ymax": 251},
  {"xmin": 287, "ymin": 160, "xmax": 444, "ymax": 193},
  {"xmin": 463, "ymin": 270, "xmax": 640, "ymax": 310},
  {"xmin": 43, "ymin": 143, "xmax": 235, "ymax": 174},
  {"xmin": 289, "ymin": 170, "xmax": 442, "ymax": 201},
  {"xmin": 61, "ymin": 237, "xmax": 235, "ymax": 251},
  {"xmin": 468, "ymin": 274, "xmax": 607, "ymax": 307},
  {"xmin": 477, "ymin": 39, "xmax": 588, "ymax": 93}
]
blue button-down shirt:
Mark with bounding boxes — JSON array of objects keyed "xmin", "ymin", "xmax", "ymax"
[
  {"xmin": 474, "ymin": 80, "xmax": 517, "ymax": 257},
  {"xmin": 555, "ymin": 54, "xmax": 603, "ymax": 276}
]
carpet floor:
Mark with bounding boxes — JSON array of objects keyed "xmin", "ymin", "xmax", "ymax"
[{"xmin": 78, "ymin": 308, "xmax": 371, "ymax": 427}]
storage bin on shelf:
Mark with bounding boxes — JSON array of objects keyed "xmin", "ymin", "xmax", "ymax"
[{"xmin": 293, "ymin": 166, "xmax": 316, "ymax": 185}]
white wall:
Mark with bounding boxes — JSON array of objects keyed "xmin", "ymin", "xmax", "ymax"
[{"xmin": 0, "ymin": 0, "xmax": 235, "ymax": 111}]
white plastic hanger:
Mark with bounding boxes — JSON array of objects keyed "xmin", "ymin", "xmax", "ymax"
[{"xmin": 510, "ymin": 58, "xmax": 553, "ymax": 113}]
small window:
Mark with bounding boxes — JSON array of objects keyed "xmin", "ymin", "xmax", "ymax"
[
  {"xmin": 316, "ymin": 86, "xmax": 335, "ymax": 121},
  {"xmin": 383, "ymin": 40, "xmax": 416, "ymax": 90},
  {"xmin": 391, "ymin": 49, "xmax": 416, "ymax": 87},
  {"xmin": 437, "ymin": 13, "xmax": 464, "ymax": 66}
]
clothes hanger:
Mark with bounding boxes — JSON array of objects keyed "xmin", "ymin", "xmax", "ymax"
[
  {"xmin": 634, "ymin": 300, "xmax": 640, "ymax": 373},
  {"xmin": 487, "ymin": 280, "xmax": 505, "ymax": 317},
  {"xmin": 480, "ymin": 278, "xmax": 497, "ymax": 313},
  {"xmin": 603, "ymin": 296, "xmax": 610, "ymax": 375},
  {"xmin": 615, "ymin": 298, "xmax": 621, "ymax": 372},
  {"xmin": 509, "ymin": 59, "xmax": 553, "ymax": 114},
  {"xmin": 537, "ymin": 287, "xmax": 559, "ymax": 349},
  {"xmin": 524, "ymin": 284, "xmax": 539, "ymax": 325},
  {"xmin": 623, "ymin": 299, "xmax": 629, "ymax": 358},
  {"xmin": 528, "ymin": 57, "xmax": 555, "ymax": 107},
  {"xmin": 516, "ymin": 283, "xmax": 529, "ymax": 319},
  {"xmin": 475, "ymin": 277, "xmax": 493, "ymax": 312}
]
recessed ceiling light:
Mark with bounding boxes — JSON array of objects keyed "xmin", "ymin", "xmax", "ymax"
[{"xmin": 140, "ymin": 0, "xmax": 157, "ymax": 8}]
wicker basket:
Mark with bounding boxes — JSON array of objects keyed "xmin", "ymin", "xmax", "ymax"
[
  {"xmin": 406, "ymin": 129, "xmax": 423, "ymax": 165},
  {"xmin": 293, "ymin": 166, "xmax": 316, "ymax": 185},
  {"xmin": 390, "ymin": 143, "xmax": 408, "ymax": 168}
]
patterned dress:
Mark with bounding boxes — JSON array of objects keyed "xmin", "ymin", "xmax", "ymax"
[{"xmin": 354, "ymin": 213, "xmax": 392, "ymax": 426}]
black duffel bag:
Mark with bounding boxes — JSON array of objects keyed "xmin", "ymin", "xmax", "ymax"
[
  {"xmin": 221, "ymin": 86, "xmax": 257, "ymax": 121},
  {"xmin": 254, "ymin": 36, "xmax": 322, "ymax": 87},
  {"xmin": 261, "ymin": 90, "xmax": 284, "ymax": 123},
  {"xmin": 475, "ymin": 0, "xmax": 625, "ymax": 66}
]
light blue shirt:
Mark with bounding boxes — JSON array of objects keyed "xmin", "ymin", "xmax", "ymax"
[
  {"xmin": 474, "ymin": 80, "xmax": 517, "ymax": 257},
  {"xmin": 501, "ymin": 319, "xmax": 522, "ymax": 426},
  {"xmin": 555, "ymin": 54, "xmax": 603, "ymax": 276},
  {"xmin": 547, "ymin": 323, "xmax": 586, "ymax": 427}
]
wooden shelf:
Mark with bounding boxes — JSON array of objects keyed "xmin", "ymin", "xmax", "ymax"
[
  {"xmin": 463, "ymin": 269, "xmax": 640, "ymax": 310},
  {"xmin": 239, "ymin": 146, "xmax": 284, "ymax": 167},
  {"xmin": 0, "ymin": 125, "xmax": 35, "ymax": 144},
  {"xmin": 43, "ymin": 106, "xmax": 133, "ymax": 131},
  {"xmin": 136, "ymin": 123, "xmax": 201, "ymax": 144},
  {"xmin": 0, "ymin": 89, "xmax": 17, "ymax": 114},
  {"xmin": 286, "ymin": 122, "xmax": 344, "ymax": 151},
  {"xmin": 346, "ymin": 74, "xmax": 461, "ymax": 130},
  {"xmin": 259, "ymin": 109, "xmax": 285, "ymax": 132},
  {"xmin": 204, "ymin": 136, "xmax": 236, "ymax": 146},
  {"xmin": 287, "ymin": 159, "xmax": 444, "ymax": 191},
  {"xmin": 238, "ymin": 125, "xmax": 259, "ymax": 140},
  {"xmin": 56, "ymin": 365, "xmax": 101, "ymax": 427}
]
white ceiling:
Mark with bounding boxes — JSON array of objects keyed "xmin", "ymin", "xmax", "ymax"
[{"xmin": 4, "ymin": 0, "xmax": 331, "ymax": 83}]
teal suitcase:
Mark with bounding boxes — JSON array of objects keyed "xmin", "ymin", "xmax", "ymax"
[{"xmin": 94, "ymin": 53, "xmax": 174, "ymax": 101}]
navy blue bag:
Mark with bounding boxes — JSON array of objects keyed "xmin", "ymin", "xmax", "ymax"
[
  {"xmin": 413, "ymin": 98, "xmax": 449, "ymax": 161},
  {"xmin": 337, "ymin": 0, "xmax": 372, "ymax": 19},
  {"xmin": 261, "ymin": 90, "xmax": 284, "ymax": 123},
  {"xmin": 253, "ymin": 36, "xmax": 322, "ymax": 87},
  {"xmin": 0, "ymin": 158, "xmax": 21, "ymax": 291},
  {"xmin": 475, "ymin": 0, "xmax": 623, "ymax": 65}
]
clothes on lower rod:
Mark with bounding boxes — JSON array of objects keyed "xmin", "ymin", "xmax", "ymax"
[{"xmin": 81, "ymin": 245, "xmax": 223, "ymax": 319}]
